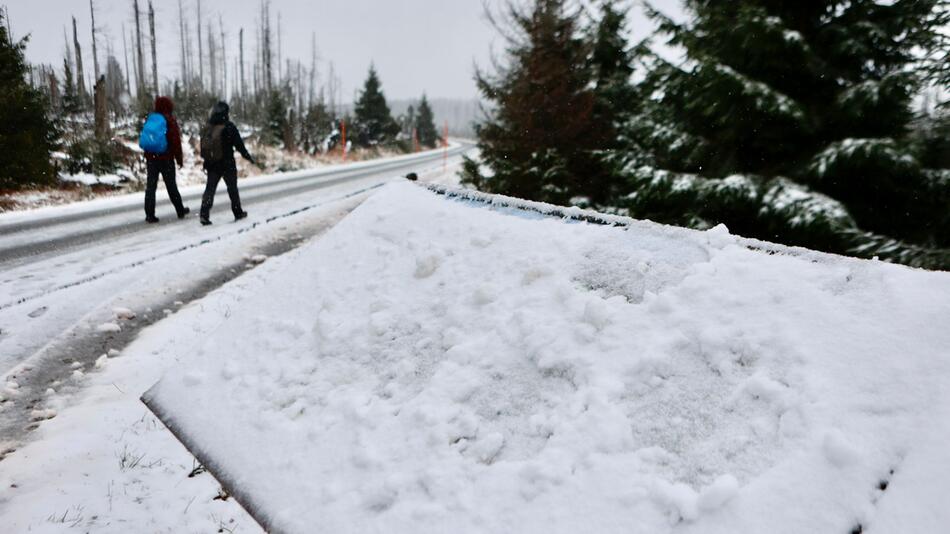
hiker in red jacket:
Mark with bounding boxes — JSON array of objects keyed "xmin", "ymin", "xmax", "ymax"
[{"xmin": 143, "ymin": 96, "xmax": 190, "ymax": 223}]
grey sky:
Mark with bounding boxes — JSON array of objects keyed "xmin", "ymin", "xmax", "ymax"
[{"xmin": 8, "ymin": 0, "xmax": 683, "ymax": 102}]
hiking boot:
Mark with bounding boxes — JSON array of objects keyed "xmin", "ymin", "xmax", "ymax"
[
  {"xmin": 146, "ymin": 216, "xmax": 160, "ymax": 224},
  {"xmin": 200, "ymin": 217, "xmax": 213, "ymax": 226},
  {"xmin": 234, "ymin": 211, "xmax": 248, "ymax": 221},
  {"xmin": 178, "ymin": 207, "xmax": 191, "ymax": 219}
]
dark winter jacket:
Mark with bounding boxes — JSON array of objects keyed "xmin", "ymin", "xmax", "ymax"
[
  {"xmin": 145, "ymin": 96, "xmax": 184, "ymax": 167},
  {"xmin": 203, "ymin": 102, "xmax": 254, "ymax": 172}
]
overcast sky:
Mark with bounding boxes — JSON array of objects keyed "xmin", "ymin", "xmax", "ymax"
[{"xmin": 8, "ymin": 0, "xmax": 683, "ymax": 101}]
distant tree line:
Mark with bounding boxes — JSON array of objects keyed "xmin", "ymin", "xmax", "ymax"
[
  {"xmin": 0, "ymin": 1, "xmax": 441, "ymax": 188},
  {"xmin": 464, "ymin": 0, "xmax": 950, "ymax": 270}
]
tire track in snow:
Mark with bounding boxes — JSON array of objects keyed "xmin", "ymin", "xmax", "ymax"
[{"xmin": 0, "ymin": 192, "xmax": 372, "ymax": 456}]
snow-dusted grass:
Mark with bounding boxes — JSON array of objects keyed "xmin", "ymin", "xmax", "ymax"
[
  {"xmin": 142, "ymin": 183, "xmax": 950, "ymax": 533},
  {"xmin": 0, "ymin": 277, "xmax": 262, "ymax": 532}
]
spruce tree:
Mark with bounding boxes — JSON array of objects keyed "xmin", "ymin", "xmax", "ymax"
[
  {"xmin": 263, "ymin": 89, "xmax": 289, "ymax": 146},
  {"xmin": 588, "ymin": 1, "xmax": 636, "ymax": 143},
  {"xmin": 0, "ymin": 12, "xmax": 58, "ymax": 189},
  {"xmin": 415, "ymin": 94, "xmax": 439, "ymax": 148},
  {"xmin": 619, "ymin": 0, "xmax": 950, "ymax": 269},
  {"xmin": 462, "ymin": 0, "xmax": 609, "ymax": 205},
  {"xmin": 353, "ymin": 65, "xmax": 399, "ymax": 146},
  {"xmin": 587, "ymin": 0, "xmax": 639, "ymax": 201},
  {"xmin": 300, "ymin": 97, "xmax": 334, "ymax": 154},
  {"xmin": 61, "ymin": 57, "xmax": 81, "ymax": 114}
]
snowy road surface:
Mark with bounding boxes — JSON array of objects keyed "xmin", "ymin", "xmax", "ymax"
[{"xmin": 0, "ymin": 144, "xmax": 471, "ymax": 450}]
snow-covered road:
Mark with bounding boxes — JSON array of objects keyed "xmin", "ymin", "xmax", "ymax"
[{"xmin": 0, "ymin": 144, "xmax": 472, "ymax": 451}]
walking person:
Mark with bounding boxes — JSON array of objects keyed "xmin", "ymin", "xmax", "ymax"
[
  {"xmin": 199, "ymin": 102, "xmax": 255, "ymax": 226},
  {"xmin": 139, "ymin": 96, "xmax": 190, "ymax": 223}
]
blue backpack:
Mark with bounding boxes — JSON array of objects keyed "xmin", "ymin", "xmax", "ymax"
[{"xmin": 139, "ymin": 113, "xmax": 169, "ymax": 154}]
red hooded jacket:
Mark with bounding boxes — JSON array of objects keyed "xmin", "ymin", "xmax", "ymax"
[{"xmin": 145, "ymin": 96, "xmax": 184, "ymax": 167}]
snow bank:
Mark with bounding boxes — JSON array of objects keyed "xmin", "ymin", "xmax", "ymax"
[
  {"xmin": 144, "ymin": 182, "xmax": 950, "ymax": 534},
  {"xmin": 59, "ymin": 170, "xmax": 135, "ymax": 187}
]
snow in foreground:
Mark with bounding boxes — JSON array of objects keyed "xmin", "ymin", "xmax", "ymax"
[{"xmin": 145, "ymin": 182, "xmax": 950, "ymax": 533}]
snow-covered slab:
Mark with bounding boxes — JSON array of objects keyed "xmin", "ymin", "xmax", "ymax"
[{"xmin": 143, "ymin": 182, "xmax": 950, "ymax": 534}]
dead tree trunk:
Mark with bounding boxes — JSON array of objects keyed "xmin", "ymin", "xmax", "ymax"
[
  {"xmin": 94, "ymin": 75, "xmax": 109, "ymax": 140},
  {"xmin": 208, "ymin": 24, "xmax": 216, "ymax": 95},
  {"xmin": 220, "ymin": 17, "xmax": 227, "ymax": 99},
  {"xmin": 185, "ymin": 18, "xmax": 194, "ymax": 89},
  {"xmin": 239, "ymin": 28, "xmax": 246, "ymax": 102},
  {"xmin": 197, "ymin": 0, "xmax": 203, "ymax": 89},
  {"xmin": 122, "ymin": 24, "xmax": 132, "ymax": 95},
  {"xmin": 262, "ymin": 1, "xmax": 272, "ymax": 92},
  {"xmin": 297, "ymin": 61, "xmax": 303, "ymax": 111},
  {"xmin": 309, "ymin": 32, "xmax": 317, "ymax": 108},
  {"xmin": 284, "ymin": 109, "xmax": 296, "ymax": 153},
  {"xmin": 134, "ymin": 0, "xmax": 145, "ymax": 99},
  {"xmin": 48, "ymin": 72, "xmax": 61, "ymax": 109},
  {"xmin": 149, "ymin": 1, "xmax": 158, "ymax": 95},
  {"xmin": 178, "ymin": 0, "xmax": 188, "ymax": 93},
  {"xmin": 72, "ymin": 17, "xmax": 87, "ymax": 103},
  {"xmin": 129, "ymin": 29, "xmax": 139, "ymax": 94},
  {"xmin": 89, "ymin": 1, "xmax": 100, "ymax": 79},
  {"xmin": 63, "ymin": 27, "xmax": 73, "ymax": 70}
]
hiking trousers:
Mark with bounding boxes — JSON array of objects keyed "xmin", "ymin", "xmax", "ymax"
[
  {"xmin": 145, "ymin": 159, "xmax": 186, "ymax": 219},
  {"xmin": 200, "ymin": 166, "xmax": 243, "ymax": 220}
]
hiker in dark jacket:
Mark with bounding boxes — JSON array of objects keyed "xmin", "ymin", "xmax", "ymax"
[
  {"xmin": 199, "ymin": 102, "xmax": 255, "ymax": 225},
  {"xmin": 144, "ymin": 96, "xmax": 190, "ymax": 223}
]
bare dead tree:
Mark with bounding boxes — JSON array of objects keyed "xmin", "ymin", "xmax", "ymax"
[
  {"xmin": 197, "ymin": 0, "xmax": 203, "ymax": 88},
  {"xmin": 262, "ymin": 0, "xmax": 272, "ymax": 91},
  {"xmin": 309, "ymin": 32, "xmax": 318, "ymax": 108},
  {"xmin": 239, "ymin": 27, "xmax": 246, "ymax": 101},
  {"xmin": 48, "ymin": 70, "xmax": 61, "ymax": 109},
  {"xmin": 326, "ymin": 60, "xmax": 339, "ymax": 117},
  {"xmin": 149, "ymin": 1, "xmax": 158, "ymax": 96},
  {"xmin": 220, "ymin": 16, "xmax": 227, "ymax": 98},
  {"xmin": 258, "ymin": 7, "xmax": 264, "ymax": 92},
  {"xmin": 277, "ymin": 11, "xmax": 282, "ymax": 83},
  {"xmin": 297, "ymin": 61, "xmax": 303, "ymax": 111},
  {"xmin": 185, "ymin": 17, "xmax": 194, "ymax": 89},
  {"xmin": 72, "ymin": 16, "xmax": 88, "ymax": 102},
  {"xmin": 63, "ymin": 26, "xmax": 74, "ymax": 74},
  {"xmin": 284, "ymin": 107, "xmax": 297, "ymax": 152},
  {"xmin": 121, "ymin": 24, "xmax": 132, "ymax": 95},
  {"xmin": 134, "ymin": 0, "xmax": 145, "ymax": 98},
  {"xmin": 129, "ymin": 28, "xmax": 139, "ymax": 92},
  {"xmin": 94, "ymin": 75, "xmax": 109, "ymax": 140},
  {"xmin": 253, "ymin": 24, "xmax": 260, "ymax": 97},
  {"xmin": 178, "ymin": 0, "xmax": 188, "ymax": 93},
  {"xmin": 208, "ymin": 22, "xmax": 217, "ymax": 95},
  {"xmin": 89, "ymin": 0, "xmax": 100, "ymax": 78}
]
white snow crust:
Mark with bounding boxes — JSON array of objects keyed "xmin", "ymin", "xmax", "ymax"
[{"xmin": 145, "ymin": 182, "xmax": 950, "ymax": 534}]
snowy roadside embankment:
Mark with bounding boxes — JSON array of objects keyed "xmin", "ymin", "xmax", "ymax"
[{"xmin": 142, "ymin": 182, "xmax": 950, "ymax": 533}]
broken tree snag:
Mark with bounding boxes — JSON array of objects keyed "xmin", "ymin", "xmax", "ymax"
[
  {"xmin": 94, "ymin": 75, "xmax": 109, "ymax": 141},
  {"xmin": 148, "ymin": 1, "xmax": 158, "ymax": 95}
]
